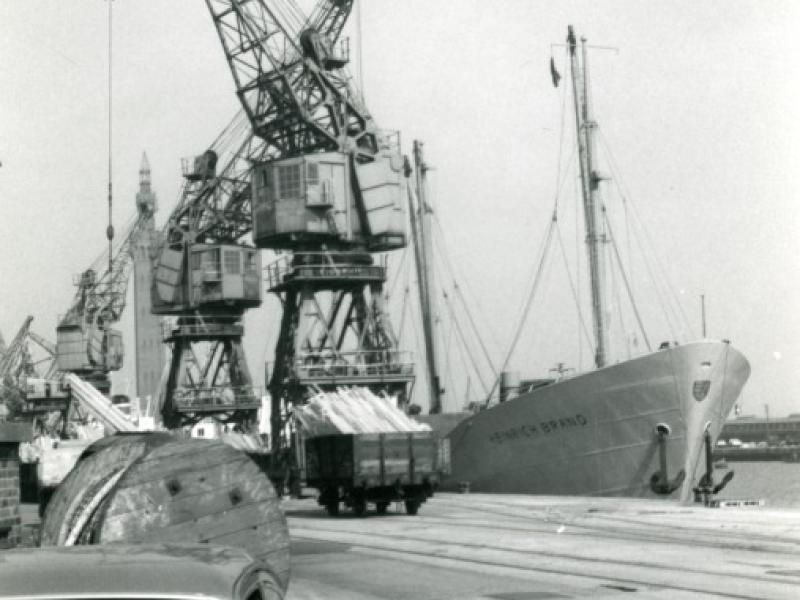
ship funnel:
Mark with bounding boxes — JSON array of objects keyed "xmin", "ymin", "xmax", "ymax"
[{"xmin": 499, "ymin": 371, "xmax": 520, "ymax": 403}]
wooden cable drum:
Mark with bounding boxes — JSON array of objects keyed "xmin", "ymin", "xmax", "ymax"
[{"xmin": 40, "ymin": 433, "xmax": 290, "ymax": 591}]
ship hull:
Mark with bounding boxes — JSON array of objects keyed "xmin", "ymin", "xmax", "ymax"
[{"xmin": 445, "ymin": 341, "xmax": 750, "ymax": 501}]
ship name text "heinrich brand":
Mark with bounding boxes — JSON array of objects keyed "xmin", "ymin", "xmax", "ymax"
[{"xmin": 489, "ymin": 414, "xmax": 589, "ymax": 444}]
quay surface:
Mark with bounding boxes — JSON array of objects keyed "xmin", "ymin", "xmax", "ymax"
[
  {"xmin": 19, "ymin": 492, "xmax": 800, "ymax": 599},
  {"xmin": 284, "ymin": 493, "xmax": 800, "ymax": 599}
]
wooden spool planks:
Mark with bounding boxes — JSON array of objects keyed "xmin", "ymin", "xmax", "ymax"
[{"xmin": 40, "ymin": 434, "xmax": 290, "ymax": 591}]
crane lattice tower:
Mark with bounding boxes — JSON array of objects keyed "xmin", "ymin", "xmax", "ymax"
[{"xmin": 151, "ymin": 140, "xmax": 264, "ymax": 430}]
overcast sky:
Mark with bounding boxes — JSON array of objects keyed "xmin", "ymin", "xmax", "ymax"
[{"xmin": 1, "ymin": 1, "xmax": 798, "ymax": 416}]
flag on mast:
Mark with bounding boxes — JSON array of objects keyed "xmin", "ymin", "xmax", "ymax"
[{"xmin": 550, "ymin": 56, "xmax": 561, "ymax": 87}]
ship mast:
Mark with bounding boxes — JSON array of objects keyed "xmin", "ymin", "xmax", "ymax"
[
  {"xmin": 412, "ymin": 141, "xmax": 443, "ymax": 414},
  {"xmin": 568, "ymin": 26, "xmax": 609, "ymax": 368}
]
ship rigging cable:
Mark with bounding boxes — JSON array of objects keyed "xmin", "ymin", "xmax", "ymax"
[
  {"xmin": 453, "ymin": 281, "xmax": 498, "ymax": 379},
  {"xmin": 105, "ymin": 0, "xmax": 114, "ymax": 275},
  {"xmin": 391, "ymin": 195, "xmax": 496, "ymax": 408},
  {"xmin": 396, "ymin": 284, "xmax": 410, "ymax": 346},
  {"xmin": 387, "ymin": 246, "xmax": 410, "ymax": 301},
  {"xmin": 442, "ymin": 304, "xmax": 457, "ymax": 400},
  {"xmin": 552, "ymin": 46, "xmax": 571, "ymax": 215},
  {"xmin": 427, "ymin": 211, "xmax": 499, "ymax": 401},
  {"xmin": 555, "ymin": 222, "xmax": 594, "ymax": 350},
  {"xmin": 603, "ymin": 211, "xmax": 652, "ymax": 351},
  {"xmin": 431, "ymin": 216, "xmax": 499, "ymax": 379},
  {"xmin": 441, "ymin": 289, "xmax": 489, "ymax": 396},
  {"xmin": 484, "ymin": 214, "xmax": 558, "ymax": 406},
  {"xmin": 597, "ymin": 132, "xmax": 681, "ymax": 340},
  {"xmin": 544, "ymin": 39, "xmax": 693, "ymax": 368},
  {"xmin": 596, "ymin": 128, "xmax": 694, "ymax": 339}
]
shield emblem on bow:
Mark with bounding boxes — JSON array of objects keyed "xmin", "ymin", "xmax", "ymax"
[{"xmin": 692, "ymin": 380, "xmax": 711, "ymax": 401}]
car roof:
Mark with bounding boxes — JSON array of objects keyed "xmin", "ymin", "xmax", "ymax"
[{"xmin": 0, "ymin": 543, "xmax": 259, "ymax": 600}]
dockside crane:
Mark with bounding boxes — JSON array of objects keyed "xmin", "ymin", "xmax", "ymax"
[
  {"xmin": 151, "ymin": 115, "xmax": 265, "ymax": 430},
  {"xmin": 0, "ymin": 316, "xmax": 65, "ymax": 426},
  {"xmin": 55, "ymin": 200, "xmax": 154, "ymax": 395},
  {"xmin": 0, "ymin": 317, "xmax": 36, "ymax": 387},
  {"xmin": 0, "ymin": 317, "xmax": 58, "ymax": 388},
  {"xmin": 206, "ymin": 0, "xmax": 413, "ymax": 472},
  {"xmin": 150, "ymin": 0, "xmax": 376, "ymax": 434}
]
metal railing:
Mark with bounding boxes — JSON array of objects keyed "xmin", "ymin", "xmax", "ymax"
[
  {"xmin": 172, "ymin": 385, "xmax": 262, "ymax": 411},
  {"xmin": 293, "ymin": 349, "xmax": 415, "ymax": 381},
  {"xmin": 161, "ymin": 316, "xmax": 244, "ymax": 341},
  {"xmin": 265, "ymin": 252, "xmax": 387, "ymax": 290}
]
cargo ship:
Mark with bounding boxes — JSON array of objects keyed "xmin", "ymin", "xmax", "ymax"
[
  {"xmin": 446, "ymin": 340, "xmax": 749, "ymax": 500},
  {"xmin": 438, "ymin": 27, "xmax": 750, "ymax": 501}
]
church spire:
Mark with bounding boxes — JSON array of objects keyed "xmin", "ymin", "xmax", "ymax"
[
  {"xmin": 139, "ymin": 152, "xmax": 151, "ymax": 192},
  {"xmin": 136, "ymin": 151, "xmax": 156, "ymax": 216}
]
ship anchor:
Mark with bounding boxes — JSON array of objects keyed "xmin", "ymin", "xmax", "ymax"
[
  {"xmin": 693, "ymin": 424, "xmax": 734, "ymax": 505},
  {"xmin": 650, "ymin": 423, "xmax": 686, "ymax": 495}
]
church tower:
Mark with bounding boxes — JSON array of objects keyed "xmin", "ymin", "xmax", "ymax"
[{"xmin": 133, "ymin": 152, "xmax": 164, "ymax": 407}]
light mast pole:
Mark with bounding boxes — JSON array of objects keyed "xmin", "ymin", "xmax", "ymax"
[{"xmin": 568, "ymin": 26, "xmax": 609, "ymax": 368}]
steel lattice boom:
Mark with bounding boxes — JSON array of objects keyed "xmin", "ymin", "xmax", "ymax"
[
  {"xmin": 206, "ymin": 0, "xmax": 378, "ymax": 161},
  {"xmin": 164, "ymin": 112, "xmax": 262, "ymax": 248}
]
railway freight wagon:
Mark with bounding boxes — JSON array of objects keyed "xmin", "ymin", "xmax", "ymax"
[{"xmin": 305, "ymin": 431, "xmax": 439, "ymax": 516}]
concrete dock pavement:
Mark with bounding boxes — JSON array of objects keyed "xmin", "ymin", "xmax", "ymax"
[
  {"xmin": 283, "ymin": 493, "xmax": 800, "ymax": 599},
  {"xmin": 17, "ymin": 493, "xmax": 800, "ymax": 598}
]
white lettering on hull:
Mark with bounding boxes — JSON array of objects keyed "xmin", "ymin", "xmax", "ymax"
[{"xmin": 489, "ymin": 413, "xmax": 589, "ymax": 444}]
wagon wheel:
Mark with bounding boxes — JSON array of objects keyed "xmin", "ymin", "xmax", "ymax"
[
  {"xmin": 404, "ymin": 500, "xmax": 420, "ymax": 515},
  {"xmin": 352, "ymin": 497, "xmax": 367, "ymax": 517}
]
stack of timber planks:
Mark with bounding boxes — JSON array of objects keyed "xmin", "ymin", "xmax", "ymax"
[{"xmin": 295, "ymin": 387, "xmax": 431, "ymax": 438}]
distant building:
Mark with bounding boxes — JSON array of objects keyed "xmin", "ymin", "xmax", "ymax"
[
  {"xmin": 721, "ymin": 415, "xmax": 800, "ymax": 445},
  {"xmin": 133, "ymin": 153, "xmax": 165, "ymax": 404}
]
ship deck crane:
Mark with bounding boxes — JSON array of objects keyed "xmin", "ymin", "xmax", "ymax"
[{"xmin": 206, "ymin": 0, "xmax": 413, "ymax": 476}]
